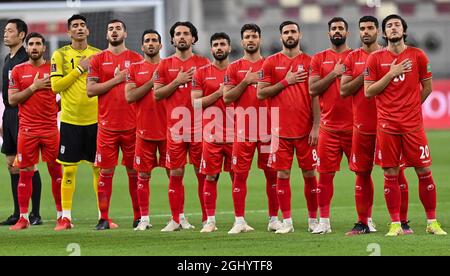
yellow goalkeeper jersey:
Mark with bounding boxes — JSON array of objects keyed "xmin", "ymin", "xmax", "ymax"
[{"xmin": 51, "ymin": 45, "xmax": 101, "ymax": 126}]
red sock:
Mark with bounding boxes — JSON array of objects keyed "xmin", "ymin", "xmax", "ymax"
[
  {"xmin": 232, "ymin": 172, "xmax": 248, "ymax": 217},
  {"xmin": 318, "ymin": 173, "xmax": 335, "ymax": 219},
  {"xmin": 277, "ymin": 177, "xmax": 291, "ymax": 219},
  {"xmin": 18, "ymin": 171, "xmax": 34, "ymax": 214},
  {"xmin": 196, "ymin": 172, "xmax": 207, "ymax": 222},
  {"xmin": 204, "ymin": 178, "xmax": 218, "ymax": 217},
  {"xmin": 418, "ymin": 171, "xmax": 437, "ymax": 220},
  {"xmin": 398, "ymin": 168, "xmax": 409, "ymax": 223},
  {"xmin": 127, "ymin": 171, "xmax": 140, "ymax": 221},
  {"xmin": 47, "ymin": 162, "xmax": 63, "ymax": 212},
  {"xmin": 264, "ymin": 170, "xmax": 279, "ymax": 217},
  {"xmin": 304, "ymin": 175, "xmax": 318, "ymax": 219},
  {"xmin": 384, "ymin": 174, "xmax": 401, "ymax": 222},
  {"xmin": 168, "ymin": 175, "xmax": 183, "ymax": 223},
  {"xmin": 137, "ymin": 175, "xmax": 150, "ymax": 217},
  {"xmin": 98, "ymin": 171, "xmax": 114, "ymax": 220},
  {"xmin": 355, "ymin": 172, "xmax": 373, "ymax": 225}
]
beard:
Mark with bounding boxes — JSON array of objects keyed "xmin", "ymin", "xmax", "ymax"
[
  {"xmin": 330, "ymin": 36, "xmax": 347, "ymax": 46},
  {"xmin": 29, "ymin": 53, "xmax": 43, "ymax": 61},
  {"xmin": 388, "ymin": 36, "xmax": 403, "ymax": 43},
  {"xmin": 244, "ymin": 45, "xmax": 259, "ymax": 54},
  {"xmin": 175, "ymin": 41, "xmax": 191, "ymax": 51},
  {"xmin": 282, "ymin": 38, "xmax": 299, "ymax": 49},
  {"xmin": 362, "ymin": 35, "xmax": 378, "ymax": 46},
  {"xmin": 213, "ymin": 51, "xmax": 229, "ymax": 61},
  {"xmin": 109, "ymin": 38, "xmax": 124, "ymax": 47},
  {"xmin": 144, "ymin": 49, "xmax": 159, "ymax": 58}
]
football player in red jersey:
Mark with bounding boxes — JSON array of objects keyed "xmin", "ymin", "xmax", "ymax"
[
  {"xmin": 258, "ymin": 21, "xmax": 320, "ymax": 234},
  {"xmin": 365, "ymin": 14, "xmax": 446, "ymax": 236},
  {"xmin": 309, "ymin": 17, "xmax": 353, "ymax": 234},
  {"xmin": 8, "ymin": 33, "xmax": 62, "ymax": 231},
  {"xmin": 154, "ymin": 22, "xmax": 210, "ymax": 232},
  {"xmin": 224, "ymin": 24, "xmax": 280, "ymax": 234},
  {"xmin": 125, "ymin": 29, "xmax": 169, "ymax": 231},
  {"xmin": 87, "ymin": 20, "xmax": 143, "ymax": 230},
  {"xmin": 192, "ymin": 32, "xmax": 234, "ymax": 233}
]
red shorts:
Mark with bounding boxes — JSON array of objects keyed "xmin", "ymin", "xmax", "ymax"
[
  {"xmin": 166, "ymin": 136, "xmax": 202, "ymax": 169},
  {"xmin": 95, "ymin": 128, "xmax": 136, "ymax": 169},
  {"xmin": 317, "ymin": 128, "xmax": 352, "ymax": 173},
  {"xmin": 200, "ymin": 142, "xmax": 233, "ymax": 175},
  {"xmin": 134, "ymin": 137, "xmax": 167, "ymax": 172},
  {"xmin": 17, "ymin": 130, "xmax": 59, "ymax": 168},
  {"xmin": 376, "ymin": 128, "xmax": 432, "ymax": 168},
  {"xmin": 232, "ymin": 140, "xmax": 273, "ymax": 173},
  {"xmin": 349, "ymin": 129, "xmax": 376, "ymax": 173},
  {"xmin": 268, "ymin": 136, "xmax": 317, "ymax": 171}
]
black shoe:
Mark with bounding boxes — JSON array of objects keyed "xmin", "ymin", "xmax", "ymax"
[
  {"xmin": 29, "ymin": 214, "xmax": 43, "ymax": 226},
  {"xmin": 345, "ymin": 222, "xmax": 371, "ymax": 236},
  {"xmin": 95, "ymin": 219, "xmax": 110, "ymax": 231},
  {"xmin": 0, "ymin": 215, "xmax": 19, "ymax": 226},
  {"xmin": 133, "ymin": 219, "xmax": 140, "ymax": 228},
  {"xmin": 401, "ymin": 221, "xmax": 414, "ymax": 234}
]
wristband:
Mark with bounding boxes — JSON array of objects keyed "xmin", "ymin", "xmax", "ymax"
[
  {"xmin": 280, "ymin": 79, "xmax": 289, "ymax": 88},
  {"xmin": 76, "ymin": 65, "xmax": 85, "ymax": 74}
]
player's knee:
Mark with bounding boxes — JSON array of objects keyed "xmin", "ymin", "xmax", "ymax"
[
  {"xmin": 63, "ymin": 165, "xmax": 78, "ymax": 179},
  {"xmin": 101, "ymin": 168, "xmax": 115, "ymax": 175},
  {"xmin": 20, "ymin": 166, "xmax": 34, "ymax": 172},
  {"xmin": 301, "ymin": 169, "xmax": 315, "ymax": 178},
  {"xmin": 384, "ymin": 167, "xmax": 400, "ymax": 176},
  {"xmin": 415, "ymin": 166, "xmax": 431, "ymax": 175},
  {"xmin": 206, "ymin": 174, "xmax": 218, "ymax": 181},
  {"xmin": 278, "ymin": 170, "xmax": 291, "ymax": 179},
  {"xmin": 139, "ymin": 172, "xmax": 151, "ymax": 179},
  {"xmin": 170, "ymin": 168, "xmax": 184, "ymax": 177},
  {"xmin": 7, "ymin": 164, "xmax": 19, "ymax": 174}
]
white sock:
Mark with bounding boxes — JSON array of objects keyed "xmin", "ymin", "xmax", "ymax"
[
  {"xmin": 392, "ymin": 221, "xmax": 401, "ymax": 225},
  {"xmin": 63, "ymin": 210, "xmax": 72, "ymax": 221},
  {"xmin": 141, "ymin": 216, "xmax": 149, "ymax": 222},
  {"xmin": 283, "ymin": 218, "xmax": 293, "ymax": 225},
  {"xmin": 269, "ymin": 216, "xmax": 279, "ymax": 223},
  {"xmin": 207, "ymin": 216, "xmax": 216, "ymax": 224},
  {"xmin": 21, "ymin": 213, "xmax": 29, "ymax": 220},
  {"xmin": 319, "ymin": 218, "xmax": 330, "ymax": 225},
  {"xmin": 235, "ymin": 216, "xmax": 245, "ymax": 224},
  {"xmin": 179, "ymin": 213, "xmax": 186, "ymax": 220},
  {"xmin": 308, "ymin": 218, "xmax": 318, "ymax": 224},
  {"xmin": 368, "ymin": 217, "xmax": 373, "ymax": 222},
  {"xmin": 427, "ymin": 219, "xmax": 437, "ymax": 224},
  {"xmin": 57, "ymin": 211, "xmax": 63, "ymax": 219}
]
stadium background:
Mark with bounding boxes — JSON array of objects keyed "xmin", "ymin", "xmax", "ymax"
[{"xmin": 0, "ymin": 0, "xmax": 449, "ymax": 256}]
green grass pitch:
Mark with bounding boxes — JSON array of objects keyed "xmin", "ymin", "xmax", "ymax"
[{"xmin": 0, "ymin": 131, "xmax": 449, "ymax": 256}]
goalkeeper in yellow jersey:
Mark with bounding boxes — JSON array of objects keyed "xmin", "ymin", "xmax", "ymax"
[{"xmin": 50, "ymin": 14, "xmax": 102, "ymax": 230}]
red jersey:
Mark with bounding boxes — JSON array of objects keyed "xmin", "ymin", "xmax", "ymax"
[
  {"xmin": 127, "ymin": 60, "xmax": 166, "ymax": 140},
  {"xmin": 343, "ymin": 48, "xmax": 377, "ymax": 134},
  {"xmin": 365, "ymin": 47, "xmax": 432, "ymax": 134},
  {"xmin": 224, "ymin": 58, "xmax": 270, "ymax": 141},
  {"xmin": 88, "ymin": 49, "xmax": 143, "ymax": 131},
  {"xmin": 260, "ymin": 52, "xmax": 313, "ymax": 139},
  {"xmin": 310, "ymin": 48, "xmax": 353, "ymax": 131},
  {"xmin": 192, "ymin": 63, "xmax": 233, "ymax": 143},
  {"xmin": 9, "ymin": 61, "xmax": 58, "ymax": 136},
  {"xmin": 154, "ymin": 55, "xmax": 210, "ymax": 136}
]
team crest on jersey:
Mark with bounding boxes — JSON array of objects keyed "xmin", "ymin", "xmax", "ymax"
[
  {"xmin": 297, "ymin": 64, "xmax": 304, "ymax": 72},
  {"xmin": 125, "ymin": 60, "xmax": 131, "ymax": 68},
  {"xmin": 364, "ymin": 67, "xmax": 369, "ymax": 77},
  {"xmin": 427, "ymin": 63, "xmax": 432, "ymax": 73},
  {"xmin": 135, "ymin": 156, "xmax": 141, "ymax": 165},
  {"xmin": 224, "ymin": 75, "xmax": 230, "ymax": 84},
  {"xmin": 192, "ymin": 79, "xmax": 196, "ymax": 87},
  {"xmin": 257, "ymin": 70, "xmax": 263, "ymax": 79},
  {"xmin": 51, "ymin": 64, "xmax": 57, "ymax": 73},
  {"xmin": 8, "ymin": 78, "xmax": 14, "ymax": 87}
]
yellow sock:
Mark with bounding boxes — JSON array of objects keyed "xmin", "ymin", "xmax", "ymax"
[
  {"xmin": 93, "ymin": 166, "xmax": 100, "ymax": 209},
  {"xmin": 61, "ymin": 165, "xmax": 78, "ymax": 211}
]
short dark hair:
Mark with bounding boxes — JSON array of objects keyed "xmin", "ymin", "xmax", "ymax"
[
  {"xmin": 107, "ymin": 19, "xmax": 126, "ymax": 31},
  {"xmin": 210, "ymin": 32, "xmax": 231, "ymax": 46},
  {"xmin": 382, "ymin": 14, "xmax": 408, "ymax": 42},
  {"xmin": 169, "ymin": 21, "xmax": 198, "ymax": 44},
  {"xmin": 25, "ymin": 32, "xmax": 46, "ymax": 45},
  {"xmin": 240, "ymin": 23, "xmax": 261, "ymax": 39},
  {"xmin": 359, "ymin": 15, "xmax": 379, "ymax": 28},
  {"xmin": 141, "ymin": 29, "xmax": 161, "ymax": 44},
  {"xmin": 67, "ymin": 14, "xmax": 87, "ymax": 29},
  {"xmin": 279, "ymin": 21, "xmax": 300, "ymax": 34},
  {"xmin": 6, "ymin": 18, "xmax": 28, "ymax": 42},
  {"xmin": 328, "ymin": 17, "xmax": 348, "ymax": 31}
]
